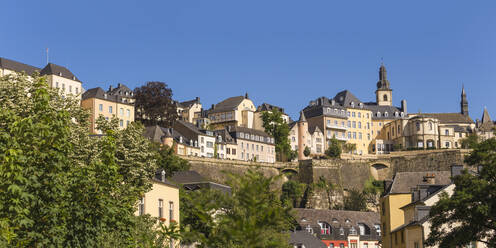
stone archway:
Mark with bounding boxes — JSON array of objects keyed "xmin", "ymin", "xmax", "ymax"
[
  {"xmin": 280, "ymin": 168, "xmax": 299, "ymax": 180},
  {"xmin": 369, "ymin": 163, "xmax": 390, "ymax": 180}
]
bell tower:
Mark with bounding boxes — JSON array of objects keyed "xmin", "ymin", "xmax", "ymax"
[
  {"xmin": 376, "ymin": 64, "xmax": 393, "ymax": 106},
  {"xmin": 461, "ymin": 85, "xmax": 469, "ymax": 116}
]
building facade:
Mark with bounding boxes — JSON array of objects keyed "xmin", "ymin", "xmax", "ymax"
[
  {"xmin": 207, "ymin": 93, "xmax": 256, "ymax": 130},
  {"xmin": 81, "ymin": 86, "xmax": 135, "ymax": 134},
  {"xmin": 176, "ymin": 97, "xmax": 202, "ymax": 124},
  {"xmin": 173, "ymin": 120, "xmax": 216, "ymax": 158},
  {"xmin": 227, "ymin": 126, "xmax": 276, "ymax": 163}
]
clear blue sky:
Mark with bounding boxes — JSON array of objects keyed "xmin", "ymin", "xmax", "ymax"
[{"xmin": 1, "ymin": 1, "xmax": 495, "ymax": 121}]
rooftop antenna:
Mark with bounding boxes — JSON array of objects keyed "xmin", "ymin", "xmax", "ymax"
[{"xmin": 46, "ymin": 48, "xmax": 49, "ymax": 65}]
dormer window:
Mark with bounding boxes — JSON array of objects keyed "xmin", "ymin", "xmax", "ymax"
[
  {"xmin": 350, "ymin": 226, "xmax": 357, "ymax": 235},
  {"xmin": 305, "ymin": 225, "xmax": 313, "ymax": 234},
  {"xmin": 58, "ymin": 72, "xmax": 62, "ymax": 76},
  {"xmin": 339, "ymin": 227, "xmax": 344, "ymax": 235},
  {"xmin": 401, "ymin": 112, "xmax": 405, "ymax": 117},
  {"xmin": 345, "ymin": 219, "xmax": 351, "ymax": 224},
  {"xmin": 395, "ymin": 112, "xmax": 399, "ymax": 117},
  {"xmin": 384, "ymin": 112, "xmax": 388, "ymax": 117},
  {"xmin": 351, "ymin": 101, "xmax": 355, "ymax": 107},
  {"xmin": 327, "ymin": 108, "xmax": 331, "ymax": 113},
  {"xmin": 318, "ymin": 221, "xmax": 331, "ymax": 235},
  {"xmin": 104, "ymin": 93, "xmax": 107, "ymax": 99},
  {"xmin": 377, "ymin": 112, "xmax": 381, "ymax": 117}
]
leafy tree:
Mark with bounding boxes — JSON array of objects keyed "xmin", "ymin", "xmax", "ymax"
[
  {"xmin": 363, "ymin": 177, "xmax": 384, "ymax": 212},
  {"xmin": 460, "ymin": 133, "xmax": 480, "ymax": 149},
  {"xmin": 342, "ymin": 142, "xmax": 357, "ymax": 154},
  {"xmin": 343, "ymin": 189, "xmax": 367, "ymax": 211},
  {"xmin": 0, "ymin": 73, "xmax": 158, "ymax": 247},
  {"xmin": 325, "ymin": 136, "xmax": 342, "ymax": 158},
  {"xmin": 153, "ymin": 143, "xmax": 190, "ymax": 178},
  {"xmin": 281, "ymin": 180, "xmax": 306, "ymax": 208},
  {"xmin": 303, "ymin": 146, "xmax": 311, "ymax": 157},
  {"xmin": 261, "ymin": 109, "xmax": 293, "ymax": 161},
  {"xmin": 426, "ymin": 138, "xmax": 496, "ymax": 247},
  {"xmin": 134, "ymin": 81, "xmax": 178, "ymax": 127},
  {"xmin": 180, "ymin": 169, "xmax": 294, "ymax": 247}
]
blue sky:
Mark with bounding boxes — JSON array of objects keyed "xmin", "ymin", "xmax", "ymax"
[{"xmin": 1, "ymin": 1, "xmax": 495, "ymax": 120}]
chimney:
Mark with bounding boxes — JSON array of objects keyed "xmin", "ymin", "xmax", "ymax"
[
  {"xmin": 401, "ymin": 100, "xmax": 408, "ymax": 114},
  {"xmin": 109, "ymin": 85, "xmax": 113, "ymax": 91},
  {"xmin": 423, "ymin": 173, "xmax": 436, "ymax": 184},
  {"xmin": 117, "ymin": 83, "xmax": 121, "ymax": 88},
  {"xmin": 211, "ymin": 104, "xmax": 215, "ymax": 110},
  {"xmin": 450, "ymin": 164, "xmax": 463, "ymax": 179},
  {"xmin": 196, "ymin": 97, "xmax": 200, "ymax": 103},
  {"xmin": 245, "ymin": 92, "xmax": 249, "ymax": 99}
]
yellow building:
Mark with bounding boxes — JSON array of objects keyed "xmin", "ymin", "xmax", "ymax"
[
  {"xmin": 380, "ymin": 171, "xmax": 453, "ymax": 248},
  {"xmin": 208, "ymin": 93, "xmax": 256, "ymax": 130},
  {"xmin": 81, "ymin": 87, "xmax": 135, "ymax": 134},
  {"xmin": 176, "ymin": 97, "xmax": 202, "ymax": 124}
]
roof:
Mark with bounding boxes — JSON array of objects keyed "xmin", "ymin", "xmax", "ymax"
[
  {"xmin": 385, "ymin": 171, "xmax": 452, "ymax": 195},
  {"xmin": 228, "ymin": 126, "xmax": 275, "ymax": 145},
  {"xmin": 209, "ymin": 96, "xmax": 246, "ymax": 114},
  {"xmin": 40, "ymin": 63, "xmax": 81, "ymax": 82},
  {"xmin": 333, "ymin": 90, "xmax": 363, "ymax": 108},
  {"xmin": 364, "ymin": 103, "xmax": 405, "ymax": 120},
  {"xmin": 213, "ymin": 129, "xmax": 237, "ymax": 144},
  {"xmin": 257, "ymin": 103, "xmax": 285, "ymax": 113},
  {"xmin": 289, "ymin": 231, "xmax": 327, "ymax": 248},
  {"xmin": 0, "ymin": 57, "xmax": 40, "ymax": 75},
  {"xmin": 295, "ymin": 208, "xmax": 381, "ymax": 241},
  {"xmin": 108, "ymin": 83, "xmax": 133, "ymax": 97},
  {"xmin": 478, "ymin": 108, "xmax": 494, "ymax": 131},
  {"xmin": 309, "ymin": 125, "xmax": 322, "ymax": 134},
  {"xmin": 178, "ymin": 97, "xmax": 200, "ymax": 108},
  {"xmin": 446, "ymin": 125, "xmax": 472, "ymax": 133},
  {"xmin": 170, "ymin": 171, "xmax": 231, "ymax": 193},
  {"xmin": 143, "ymin": 125, "xmax": 173, "ymax": 143},
  {"xmin": 298, "ymin": 111, "xmax": 307, "ymax": 122},
  {"xmin": 420, "ymin": 113, "xmax": 474, "ymax": 124},
  {"xmin": 82, "ymin": 87, "xmax": 134, "ymax": 105},
  {"xmin": 303, "ymin": 97, "xmax": 347, "ymax": 119}
]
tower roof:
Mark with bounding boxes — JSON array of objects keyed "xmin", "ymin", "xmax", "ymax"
[
  {"xmin": 377, "ymin": 64, "xmax": 391, "ymax": 90},
  {"xmin": 482, "ymin": 107, "xmax": 491, "ymax": 123},
  {"xmin": 298, "ymin": 111, "xmax": 307, "ymax": 122}
]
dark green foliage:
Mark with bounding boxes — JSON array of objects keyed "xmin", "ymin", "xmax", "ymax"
[
  {"xmin": 460, "ymin": 133, "xmax": 480, "ymax": 149},
  {"xmin": 325, "ymin": 136, "xmax": 342, "ymax": 158},
  {"xmin": 261, "ymin": 109, "xmax": 293, "ymax": 161},
  {"xmin": 303, "ymin": 146, "xmax": 311, "ymax": 157},
  {"xmin": 180, "ymin": 169, "xmax": 294, "ymax": 247},
  {"xmin": 154, "ymin": 143, "xmax": 190, "ymax": 178},
  {"xmin": 343, "ymin": 189, "xmax": 368, "ymax": 211},
  {"xmin": 281, "ymin": 180, "xmax": 306, "ymax": 207},
  {"xmin": 134, "ymin": 81, "xmax": 178, "ymax": 127},
  {"xmin": 426, "ymin": 138, "xmax": 496, "ymax": 247},
  {"xmin": 363, "ymin": 177, "xmax": 383, "ymax": 211}
]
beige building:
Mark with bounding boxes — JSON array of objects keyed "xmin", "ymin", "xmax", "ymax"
[
  {"xmin": 143, "ymin": 125, "xmax": 201, "ymax": 156},
  {"xmin": 173, "ymin": 120, "xmax": 216, "ymax": 158},
  {"xmin": 0, "ymin": 57, "xmax": 83, "ymax": 99},
  {"xmin": 176, "ymin": 97, "xmax": 202, "ymax": 124},
  {"xmin": 227, "ymin": 126, "xmax": 276, "ymax": 163},
  {"xmin": 289, "ymin": 111, "xmax": 325, "ymax": 159},
  {"xmin": 213, "ymin": 129, "xmax": 239, "ymax": 160},
  {"xmin": 253, "ymin": 103, "xmax": 290, "ymax": 131},
  {"xmin": 81, "ymin": 87, "xmax": 135, "ymax": 134},
  {"xmin": 208, "ymin": 93, "xmax": 256, "ymax": 130},
  {"xmin": 475, "ymin": 107, "xmax": 495, "ymax": 141}
]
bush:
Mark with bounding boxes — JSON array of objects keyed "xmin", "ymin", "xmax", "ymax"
[{"xmin": 325, "ymin": 136, "xmax": 342, "ymax": 158}]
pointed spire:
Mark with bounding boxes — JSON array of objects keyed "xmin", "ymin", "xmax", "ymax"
[
  {"xmin": 298, "ymin": 111, "xmax": 307, "ymax": 122},
  {"xmin": 461, "ymin": 84, "xmax": 469, "ymax": 116},
  {"xmin": 376, "ymin": 63, "xmax": 390, "ymax": 90},
  {"xmin": 462, "ymin": 84, "xmax": 466, "ymax": 96},
  {"xmin": 482, "ymin": 107, "xmax": 491, "ymax": 123},
  {"xmin": 245, "ymin": 92, "xmax": 249, "ymax": 99}
]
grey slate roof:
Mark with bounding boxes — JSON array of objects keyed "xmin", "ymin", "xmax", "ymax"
[
  {"xmin": 421, "ymin": 113, "xmax": 474, "ymax": 124},
  {"xmin": 289, "ymin": 231, "xmax": 327, "ymax": 248},
  {"xmin": 82, "ymin": 87, "xmax": 133, "ymax": 105},
  {"xmin": 256, "ymin": 103, "xmax": 285, "ymax": 113},
  {"xmin": 108, "ymin": 83, "xmax": 133, "ymax": 98},
  {"xmin": 478, "ymin": 108, "xmax": 494, "ymax": 131},
  {"xmin": 295, "ymin": 208, "xmax": 381, "ymax": 241},
  {"xmin": 209, "ymin": 96, "xmax": 246, "ymax": 114},
  {"xmin": 178, "ymin": 97, "xmax": 200, "ymax": 108},
  {"xmin": 333, "ymin": 90, "xmax": 363, "ymax": 108},
  {"xmin": 303, "ymin": 96, "xmax": 347, "ymax": 119},
  {"xmin": 228, "ymin": 126, "xmax": 274, "ymax": 145},
  {"xmin": 40, "ymin": 63, "xmax": 81, "ymax": 82},
  {"xmin": 213, "ymin": 129, "xmax": 237, "ymax": 144},
  {"xmin": 384, "ymin": 171, "xmax": 452, "ymax": 195},
  {"xmin": 364, "ymin": 103, "xmax": 405, "ymax": 120},
  {"xmin": 0, "ymin": 57, "xmax": 40, "ymax": 75}
]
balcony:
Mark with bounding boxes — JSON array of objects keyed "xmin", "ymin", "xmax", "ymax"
[
  {"xmin": 326, "ymin": 123, "xmax": 347, "ymax": 130},
  {"xmin": 327, "ymin": 135, "xmax": 348, "ymax": 141}
]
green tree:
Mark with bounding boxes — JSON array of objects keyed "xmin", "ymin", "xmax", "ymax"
[
  {"xmin": 303, "ymin": 146, "xmax": 311, "ymax": 157},
  {"xmin": 153, "ymin": 143, "xmax": 190, "ymax": 178},
  {"xmin": 261, "ymin": 109, "xmax": 293, "ymax": 161},
  {"xmin": 0, "ymin": 73, "xmax": 158, "ymax": 247},
  {"xmin": 343, "ymin": 189, "xmax": 367, "ymax": 211},
  {"xmin": 426, "ymin": 138, "xmax": 496, "ymax": 247},
  {"xmin": 342, "ymin": 142, "xmax": 357, "ymax": 154},
  {"xmin": 363, "ymin": 177, "xmax": 384, "ymax": 212},
  {"xmin": 325, "ymin": 136, "xmax": 342, "ymax": 158},
  {"xmin": 314, "ymin": 176, "xmax": 337, "ymax": 210},
  {"xmin": 134, "ymin": 81, "xmax": 178, "ymax": 127},
  {"xmin": 460, "ymin": 133, "xmax": 480, "ymax": 149},
  {"xmin": 281, "ymin": 180, "xmax": 306, "ymax": 208},
  {"xmin": 180, "ymin": 169, "xmax": 294, "ymax": 247}
]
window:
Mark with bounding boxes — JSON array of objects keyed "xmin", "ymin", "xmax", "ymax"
[
  {"xmin": 127, "ymin": 120, "xmax": 130, "ymax": 126},
  {"xmin": 340, "ymin": 244, "xmax": 344, "ymax": 248},
  {"xmin": 363, "ymin": 244, "xmax": 368, "ymax": 248},
  {"xmin": 232, "ymin": 149, "xmax": 236, "ymax": 155},
  {"xmin": 445, "ymin": 142, "xmax": 450, "ymax": 148},
  {"xmin": 158, "ymin": 199, "xmax": 163, "ymax": 218},
  {"xmin": 374, "ymin": 224, "xmax": 381, "ymax": 236},
  {"xmin": 99, "ymin": 104, "xmax": 103, "ymax": 111},
  {"xmin": 353, "ymin": 132, "xmax": 356, "ymax": 139},
  {"xmin": 358, "ymin": 122, "xmax": 361, "ymax": 129},
  {"xmin": 318, "ymin": 221, "xmax": 331, "ymax": 235},
  {"xmin": 138, "ymin": 198, "xmax": 145, "ymax": 216},
  {"xmin": 348, "ymin": 132, "xmax": 351, "ymax": 139},
  {"xmin": 347, "ymin": 121, "xmax": 351, "ymax": 128},
  {"xmin": 414, "ymin": 242, "xmax": 419, "ymax": 248},
  {"xmin": 350, "ymin": 226, "xmax": 357, "ymax": 235},
  {"xmin": 62, "ymin": 83, "xmax": 65, "ymax": 90},
  {"xmin": 206, "ymin": 141, "xmax": 213, "ymax": 148},
  {"xmin": 429, "ymin": 122, "xmax": 433, "ymax": 130},
  {"xmin": 384, "ymin": 112, "xmax": 388, "ymax": 117},
  {"xmin": 367, "ymin": 122, "xmax": 370, "ymax": 129},
  {"xmin": 127, "ymin": 109, "xmax": 130, "ymax": 117},
  {"xmin": 445, "ymin": 129, "xmax": 449, "ymax": 136},
  {"xmin": 56, "ymin": 82, "xmax": 59, "ymax": 88},
  {"xmin": 383, "ymin": 94, "xmax": 388, "ymax": 101},
  {"xmin": 358, "ymin": 112, "xmax": 361, "ymax": 118},
  {"xmin": 416, "ymin": 122, "xmax": 420, "ymax": 131},
  {"xmin": 377, "ymin": 112, "xmax": 381, "ymax": 117},
  {"xmin": 347, "ymin": 111, "xmax": 350, "ymax": 117},
  {"xmin": 109, "ymin": 106, "xmax": 113, "ymax": 113},
  {"xmin": 69, "ymin": 85, "xmax": 72, "ymax": 92},
  {"xmin": 352, "ymin": 121, "xmax": 356, "ymax": 128},
  {"xmin": 339, "ymin": 227, "xmax": 344, "ymax": 235},
  {"xmin": 358, "ymin": 223, "xmax": 369, "ymax": 235},
  {"xmin": 169, "ymin": 201, "xmax": 174, "ymax": 221},
  {"xmin": 120, "ymin": 108, "xmax": 124, "ymax": 116},
  {"xmin": 305, "ymin": 225, "xmax": 313, "ymax": 234},
  {"xmin": 119, "ymin": 120, "xmax": 123, "ymax": 127},
  {"xmin": 352, "ymin": 112, "xmax": 356, "ymax": 117},
  {"xmin": 201, "ymin": 137, "xmax": 204, "ymax": 143},
  {"xmin": 359, "ymin": 132, "xmax": 362, "ymax": 140}
]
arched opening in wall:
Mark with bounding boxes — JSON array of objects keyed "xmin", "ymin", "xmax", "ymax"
[
  {"xmin": 383, "ymin": 94, "xmax": 388, "ymax": 101},
  {"xmin": 370, "ymin": 163, "xmax": 389, "ymax": 180},
  {"xmin": 281, "ymin": 168, "xmax": 298, "ymax": 181}
]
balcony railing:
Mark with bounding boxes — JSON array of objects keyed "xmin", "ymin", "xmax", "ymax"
[{"xmin": 326, "ymin": 123, "xmax": 348, "ymax": 130}]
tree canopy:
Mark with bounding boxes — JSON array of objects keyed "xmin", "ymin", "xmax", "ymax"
[
  {"xmin": 0, "ymin": 73, "xmax": 181, "ymax": 247},
  {"xmin": 426, "ymin": 138, "xmax": 496, "ymax": 247},
  {"xmin": 261, "ymin": 109, "xmax": 294, "ymax": 161},
  {"xmin": 134, "ymin": 81, "xmax": 178, "ymax": 127},
  {"xmin": 180, "ymin": 169, "xmax": 295, "ymax": 247},
  {"xmin": 325, "ymin": 136, "xmax": 342, "ymax": 158}
]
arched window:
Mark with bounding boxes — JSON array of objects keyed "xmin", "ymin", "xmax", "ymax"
[
  {"xmin": 416, "ymin": 122, "xmax": 421, "ymax": 131},
  {"xmin": 445, "ymin": 129, "xmax": 449, "ymax": 136},
  {"xmin": 429, "ymin": 122, "xmax": 433, "ymax": 131},
  {"xmin": 351, "ymin": 101, "xmax": 355, "ymax": 107},
  {"xmin": 350, "ymin": 226, "xmax": 357, "ymax": 235},
  {"xmin": 377, "ymin": 112, "xmax": 381, "ymax": 117},
  {"xmin": 383, "ymin": 94, "xmax": 388, "ymax": 101},
  {"xmin": 384, "ymin": 112, "xmax": 388, "ymax": 117},
  {"xmin": 339, "ymin": 227, "xmax": 345, "ymax": 235},
  {"xmin": 400, "ymin": 112, "xmax": 405, "ymax": 117},
  {"xmin": 318, "ymin": 221, "xmax": 331, "ymax": 235}
]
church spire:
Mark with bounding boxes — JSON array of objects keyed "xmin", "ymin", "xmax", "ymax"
[
  {"xmin": 461, "ymin": 84, "xmax": 469, "ymax": 116},
  {"xmin": 377, "ymin": 64, "xmax": 391, "ymax": 90}
]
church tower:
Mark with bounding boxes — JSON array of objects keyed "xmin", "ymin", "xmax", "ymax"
[
  {"xmin": 297, "ymin": 111, "xmax": 308, "ymax": 160},
  {"xmin": 376, "ymin": 64, "xmax": 393, "ymax": 106},
  {"xmin": 461, "ymin": 85, "xmax": 469, "ymax": 116}
]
